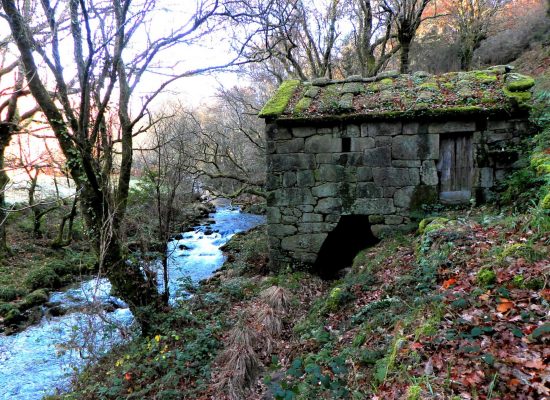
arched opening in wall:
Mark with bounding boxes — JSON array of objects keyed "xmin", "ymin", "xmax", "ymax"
[{"xmin": 313, "ymin": 215, "xmax": 379, "ymax": 280}]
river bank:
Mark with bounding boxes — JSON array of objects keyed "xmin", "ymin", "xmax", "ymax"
[{"xmin": 0, "ymin": 205, "xmax": 265, "ymax": 399}]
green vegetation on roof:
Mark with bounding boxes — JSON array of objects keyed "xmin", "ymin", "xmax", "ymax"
[
  {"xmin": 259, "ymin": 67, "xmax": 535, "ymax": 121},
  {"xmin": 506, "ymin": 74, "xmax": 536, "ymax": 92},
  {"xmin": 258, "ymin": 80, "xmax": 301, "ymax": 118}
]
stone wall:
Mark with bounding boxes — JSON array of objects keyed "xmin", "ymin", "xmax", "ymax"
[{"xmin": 265, "ymin": 118, "xmax": 532, "ymax": 269}]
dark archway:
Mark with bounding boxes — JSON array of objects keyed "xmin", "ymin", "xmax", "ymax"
[{"xmin": 313, "ymin": 215, "xmax": 379, "ymax": 279}]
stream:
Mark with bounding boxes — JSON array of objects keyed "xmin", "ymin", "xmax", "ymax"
[{"xmin": 0, "ymin": 207, "xmax": 265, "ymax": 400}]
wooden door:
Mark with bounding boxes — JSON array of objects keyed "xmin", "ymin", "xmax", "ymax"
[{"xmin": 437, "ymin": 134, "xmax": 473, "ymax": 204}]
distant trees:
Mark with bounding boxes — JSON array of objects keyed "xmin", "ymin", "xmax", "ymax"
[
  {"xmin": 143, "ymin": 85, "xmax": 268, "ymax": 202},
  {"xmin": 452, "ymin": 0, "xmax": 511, "ymax": 70},
  {"xmin": 196, "ymin": 85, "xmax": 267, "ymax": 198},
  {"xmin": 254, "ymin": 0, "xmax": 437, "ymax": 79},
  {"xmin": 255, "ymin": 0, "xmax": 343, "ymax": 80}
]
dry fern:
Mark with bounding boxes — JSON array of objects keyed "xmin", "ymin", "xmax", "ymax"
[
  {"xmin": 260, "ymin": 285, "xmax": 290, "ymax": 312},
  {"xmin": 214, "ymin": 319, "xmax": 262, "ymax": 399},
  {"xmin": 255, "ymin": 304, "xmax": 283, "ymax": 338}
]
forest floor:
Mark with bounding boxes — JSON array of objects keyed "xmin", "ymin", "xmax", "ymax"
[
  {"xmin": 55, "ymin": 205, "xmax": 548, "ymax": 400},
  {"xmin": 0, "ymin": 207, "xmax": 97, "ymax": 334}
]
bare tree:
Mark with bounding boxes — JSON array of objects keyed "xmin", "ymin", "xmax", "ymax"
[
  {"xmin": 342, "ymin": 0, "xmax": 399, "ymax": 77},
  {"xmin": 0, "ymin": 56, "xmax": 39, "ymax": 256},
  {"xmin": 255, "ymin": 0, "xmax": 343, "ymax": 80},
  {"xmin": 381, "ymin": 0, "xmax": 432, "ymax": 73},
  {"xmin": 137, "ymin": 105, "xmax": 202, "ymax": 303},
  {"xmin": 1, "ymin": 0, "xmax": 273, "ymax": 333},
  {"xmin": 450, "ymin": 0, "xmax": 511, "ymax": 70},
  {"xmin": 191, "ymin": 85, "xmax": 267, "ymax": 199}
]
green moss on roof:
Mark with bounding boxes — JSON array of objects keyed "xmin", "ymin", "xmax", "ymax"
[
  {"xmin": 474, "ymin": 71, "xmax": 498, "ymax": 84},
  {"xmin": 258, "ymin": 80, "xmax": 301, "ymax": 118},
  {"xmin": 294, "ymin": 97, "xmax": 312, "ymax": 114},
  {"xmin": 419, "ymin": 82, "xmax": 438, "ymax": 91},
  {"xmin": 259, "ymin": 68, "xmax": 535, "ymax": 121},
  {"xmin": 506, "ymin": 75, "xmax": 535, "ymax": 92},
  {"xmin": 503, "ymin": 87, "xmax": 532, "ymax": 108}
]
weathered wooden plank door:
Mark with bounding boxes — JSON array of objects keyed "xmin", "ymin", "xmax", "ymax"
[{"xmin": 437, "ymin": 134, "xmax": 473, "ymax": 204}]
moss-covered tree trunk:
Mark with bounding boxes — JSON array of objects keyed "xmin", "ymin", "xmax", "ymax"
[
  {"xmin": 0, "ymin": 124, "xmax": 13, "ymax": 258},
  {"xmin": 1, "ymin": 0, "xmax": 165, "ymax": 335},
  {"xmin": 399, "ymin": 39, "xmax": 411, "ymax": 74}
]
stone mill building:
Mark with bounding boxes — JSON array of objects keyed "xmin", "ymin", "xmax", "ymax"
[{"xmin": 259, "ymin": 66, "xmax": 535, "ymax": 277}]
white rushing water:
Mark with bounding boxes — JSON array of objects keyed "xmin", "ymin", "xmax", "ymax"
[{"xmin": 0, "ymin": 207, "xmax": 265, "ymax": 400}]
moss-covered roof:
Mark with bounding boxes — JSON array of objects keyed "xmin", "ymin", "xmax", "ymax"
[{"xmin": 259, "ymin": 66, "xmax": 535, "ymax": 122}]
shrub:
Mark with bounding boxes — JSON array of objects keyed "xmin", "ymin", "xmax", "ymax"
[
  {"xmin": 47, "ymin": 260, "xmax": 73, "ymax": 276},
  {"xmin": 24, "ymin": 267, "xmax": 61, "ymax": 290},
  {"xmin": 0, "ymin": 286, "xmax": 25, "ymax": 302}
]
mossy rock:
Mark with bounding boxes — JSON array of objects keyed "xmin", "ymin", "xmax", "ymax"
[
  {"xmin": 258, "ymin": 80, "xmax": 301, "ymax": 118},
  {"xmin": 498, "ymin": 243, "xmax": 544, "ymax": 263},
  {"xmin": 503, "ymin": 87, "xmax": 532, "ymax": 106},
  {"xmin": 418, "ymin": 82, "xmax": 438, "ymax": 91},
  {"xmin": 2, "ymin": 307, "xmax": 21, "ymax": 323},
  {"xmin": 304, "ymin": 86, "xmax": 320, "ymax": 99},
  {"xmin": 477, "ymin": 267, "xmax": 496, "ymax": 287},
  {"xmin": 338, "ymin": 93, "xmax": 354, "ymax": 110},
  {"xmin": 0, "ymin": 286, "xmax": 25, "ymax": 302},
  {"xmin": 342, "ymin": 82, "xmax": 365, "ymax": 94},
  {"xmin": 23, "ymin": 289, "xmax": 49, "ymax": 308},
  {"xmin": 24, "ymin": 267, "xmax": 61, "ymax": 290},
  {"xmin": 380, "ymin": 78, "xmax": 393, "ymax": 86},
  {"xmin": 367, "ymin": 83, "xmax": 381, "ymax": 92},
  {"xmin": 541, "ymin": 191, "xmax": 550, "ymax": 209},
  {"xmin": 324, "ymin": 286, "xmax": 352, "ymax": 313},
  {"xmin": 0, "ymin": 302, "xmax": 17, "ymax": 317}
]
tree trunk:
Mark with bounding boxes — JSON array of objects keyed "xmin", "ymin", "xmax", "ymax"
[
  {"xmin": 51, "ymin": 195, "xmax": 78, "ymax": 248},
  {"xmin": 80, "ymin": 185, "xmax": 164, "ymax": 335},
  {"xmin": 0, "ymin": 124, "xmax": 13, "ymax": 258},
  {"xmin": 399, "ymin": 39, "xmax": 411, "ymax": 74},
  {"xmin": 460, "ymin": 46, "xmax": 474, "ymax": 71},
  {"xmin": 101, "ymin": 232, "xmax": 163, "ymax": 335}
]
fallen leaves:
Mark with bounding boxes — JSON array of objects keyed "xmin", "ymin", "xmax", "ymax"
[
  {"xmin": 442, "ymin": 278, "xmax": 457, "ymax": 289},
  {"xmin": 496, "ymin": 298, "xmax": 514, "ymax": 313},
  {"xmin": 405, "ymin": 220, "xmax": 550, "ymax": 399}
]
